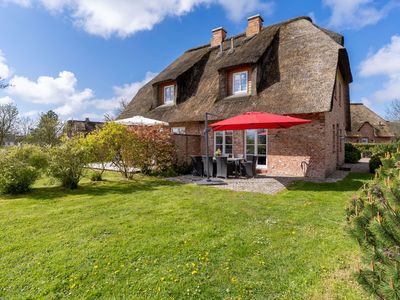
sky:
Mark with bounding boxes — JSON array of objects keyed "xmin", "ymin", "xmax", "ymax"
[{"xmin": 0, "ymin": 0, "xmax": 399, "ymax": 121}]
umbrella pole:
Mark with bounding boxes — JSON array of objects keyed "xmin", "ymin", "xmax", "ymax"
[{"xmin": 197, "ymin": 112, "xmax": 225, "ymax": 186}]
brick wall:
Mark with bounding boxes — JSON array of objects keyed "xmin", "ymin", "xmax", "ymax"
[{"xmin": 173, "ymin": 134, "xmax": 201, "ymax": 163}]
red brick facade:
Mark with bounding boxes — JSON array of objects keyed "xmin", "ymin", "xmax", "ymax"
[{"xmin": 170, "ymin": 69, "xmax": 347, "ymax": 178}]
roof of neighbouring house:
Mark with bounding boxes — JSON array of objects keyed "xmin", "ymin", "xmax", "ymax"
[
  {"xmin": 347, "ymin": 103, "xmax": 396, "ymax": 138},
  {"xmin": 65, "ymin": 119, "xmax": 104, "ymax": 134},
  {"xmin": 119, "ymin": 16, "xmax": 352, "ymax": 123}
]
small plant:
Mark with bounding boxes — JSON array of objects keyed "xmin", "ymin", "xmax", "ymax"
[
  {"xmin": 90, "ymin": 171, "xmax": 103, "ymax": 182},
  {"xmin": 345, "ymin": 143, "xmax": 361, "ymax": 163},
  {"xmin": 369, "ymin": 154, "xmax": 382, "ymax": 173},
  {"xmin": 215, "ymin": 148, "xmax": 222, "ymax": 157},
  {"xmin": 0, "ymin": 145, "xmax": 48, "ymax": 194}
]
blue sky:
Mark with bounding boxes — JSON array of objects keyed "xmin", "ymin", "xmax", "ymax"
[{"xmin": 0, "ymin": 0, "xmax": 399, "ymax": 121}]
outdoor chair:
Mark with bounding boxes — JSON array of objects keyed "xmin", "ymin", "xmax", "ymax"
[
  {"xmin": 202, "ymin": 156, "xmax": 216, "ymax": 177},
  {"xmin": 190, "ymin": 156, "xmax": 203, "ymax": 177},
  {"xmin": 215, "ymin": 156, "xmax": 235, "ymax": 179},
  {"xmin": 241, "ymin": 155, "xmax": 258, "ymax": 177}
]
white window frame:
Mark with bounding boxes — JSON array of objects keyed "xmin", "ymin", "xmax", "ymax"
[
  {"xmin": 232, "ymin": 71, "xmax": 248, "ymax": 95},
  {"xmin": 214, "ymin": 131, "xmax": 233, "ymax": 156},
  {"xmin": 361, "ymin": 137, "xmax": 369, "ymax": 144},
  {"xmin": 171, "ymin": 127, "xmax": 185, "ymax": 134},
  {"xmin": 163, "ymin": 85, "xmax": 175, "ymax": 105},
  {"xmin": 245, "ymin": 129, "xmax": 268, "ymax": 169}
]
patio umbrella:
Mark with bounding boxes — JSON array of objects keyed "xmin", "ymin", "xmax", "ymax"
[
  {"xmin": 115, "ymin": 116, "xmax": 169, "ymax": 126},
  {"xmin": 209, "ymin": 111, "xmax": 311, "ymax": 131}
]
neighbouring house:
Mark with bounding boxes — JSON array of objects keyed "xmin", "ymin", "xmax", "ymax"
[
  {"xmin": 65, "ymin": 118, "xmax": 104, "ymax": 137},
  {"xmin": 346, "ymin": 103, "xmax": 397, "ymax": 144},
  {"xmin": 119, "ymin": 15, "xmax": 353, "ymax": 178}
]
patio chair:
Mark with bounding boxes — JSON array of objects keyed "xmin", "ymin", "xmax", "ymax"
[
  {"xmin": 202, "ymin": 156, "xmax": 216, "ymax": 177},
  {"xmin": 241, "ymin": 155, "xmax": 258, "ymax": 177},
  {"xmin": 190, "ymin": 156, "xmax": 203, "ymax": 177},
  {"xmin": 215, "ymin": 156, "xmax": 235, "ymax": 179}
]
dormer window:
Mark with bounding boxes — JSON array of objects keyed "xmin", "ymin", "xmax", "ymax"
[
  {"xmin": 233, "ymin": 71, "xmax": 248, "ymax": 94},
  {"xmin": 164, "ymin": 85, "xmax": 175, "ymax": 105}
]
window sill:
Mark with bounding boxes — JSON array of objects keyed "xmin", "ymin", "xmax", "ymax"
[
  {"xmin": 221, "ymin": 94, "xmax": 251, "ymax": 101},
  {"xmin": 155, "ymin": 103, "xmax": 175, "ymax": 109}
]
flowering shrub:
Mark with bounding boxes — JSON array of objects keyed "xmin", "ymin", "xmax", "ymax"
[
  {"xmin": 127, "ymin": 125, "xmax": 177, "ymax": 174},
  {"xmin": 0, "ymin": 145, "xmax": 48, "ymax": 194}
]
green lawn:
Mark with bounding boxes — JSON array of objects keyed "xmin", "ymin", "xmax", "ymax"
[{"xmin": 0, "ymin": 172, "xmax": 372, "ymax": 299}]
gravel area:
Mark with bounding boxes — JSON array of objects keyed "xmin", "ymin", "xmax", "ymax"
[{"xmin": 166, "ymin": 169, "xmax": 350, "ymax": 195}]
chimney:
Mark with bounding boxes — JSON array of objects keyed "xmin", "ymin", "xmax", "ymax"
[
  {"xmin": 211, "ymin": 27, "xmax": 227, "ymax": 47},
  {"xmin": 246, "ymin": 14, "xmax": 264, "ymax": 37}
]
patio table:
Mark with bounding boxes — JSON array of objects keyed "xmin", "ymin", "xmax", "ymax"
[{"xmin": 228, "ymin": 158, "xmax": 245, "ymax": 177}]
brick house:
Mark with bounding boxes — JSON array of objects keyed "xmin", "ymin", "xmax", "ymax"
[
  {"xmin": 119, "ymin": 15, "xmax": 353, "ymax": 178},
  {"xmin": 65, "ymin": 118, "xmax": 104, "ymax": 137},
  {"xmin": 346, "ymin": 103, "xmax": 397, "ymax": 144}
]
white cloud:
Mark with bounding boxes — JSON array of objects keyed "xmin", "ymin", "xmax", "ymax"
[
  {"xmin": 360, "ymin": 35, "xmax": 400, "ymax": 77},
  {"xmin": 92, "ymin": 71, "xmax": 157, "ymax": 112},
  {"xmin": 0, "ymin": 50, "xmax": 11, "ymax": 79},
  {"xmin": 360, "ymin": 35, "xmax": 400, "ymax": 103},
  {"xmin": 323, "ymin": 0, "xmax": 400, "ymax": 30},
  {"xmin": 3, "ymin": 0, "xmax": 273, "ymax": 37},
  {"xmin": 0, "ymin": 96, "xmax": 14, "ymax": 105},
  {"xmin": 8, "ymin": 71, "xmax": 94, "ymax": 116}
]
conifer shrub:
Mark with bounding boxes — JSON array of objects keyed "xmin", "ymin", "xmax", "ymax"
[{"xmin": 347, "ymin": 150, "xmax": 400, "ymax": 298}]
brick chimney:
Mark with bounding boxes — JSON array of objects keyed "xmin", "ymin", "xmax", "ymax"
[
  {"xmin": 211, "ymin": 27, "xmax": 227, "ymax": 47},
  {"xmin": 246, "ymin": 14, "xmax": 264, "ymax": 37}
]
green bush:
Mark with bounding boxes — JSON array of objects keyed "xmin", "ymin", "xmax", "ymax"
[
  {"xmin": 369, "ymin": 155, "xmax": 382, "ymax": 173},
  {"xmin": 0, "ymin": 145, "xmax": 48, "ymax": 194},
  {"xmin": 345, "ymin": 143, "xmax": 361, "ymax": 163},
  {"xmin": 48, "ymin": 136, "xmax": 90, "ymax": 189},
  {"xmin": 352, "ymin": 143, "xmax": 378, "ymax": 158}
]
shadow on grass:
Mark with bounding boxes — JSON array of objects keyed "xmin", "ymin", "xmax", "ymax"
[
  {"xmin": 285, "ymin": 172, "xmax": 373, "ymax": 193},
  {"xmin": 2, "ymin": 177, "xmax": 181, "ymax": 201}
]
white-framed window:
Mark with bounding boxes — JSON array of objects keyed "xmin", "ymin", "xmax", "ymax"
[
  {"xmin": 361, "ymin": 137, "xmax": 369, "ymax": 143},
  {"xmin": 163, "ymin": 85, "xmax": 175, "ymax": 105},
  {"xmin": 232, "ymin": 71, "xmax": 248, "ymax": 94},
  {"xmin": 214, "ymin": 131, "xmax": 233, "ymax": 156},
  {"xmin": 245, "ymin": 129, "xmax": 268, "ymax": 168},
  {"xmin": 171, "ymin": 127, "xmax": 185, "ymax": 134}
]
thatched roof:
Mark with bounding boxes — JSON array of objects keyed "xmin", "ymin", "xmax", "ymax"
[
  {"xmin": 119, "ymin": 16, "xmax": 352, "ymax": 123},
  {"xmin": 347, "ymin": 103, "xmax": 395, "ymax": 138}
]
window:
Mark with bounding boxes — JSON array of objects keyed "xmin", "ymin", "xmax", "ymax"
[
  {"xmin": 246, "ymin": 129, "xmax": 268, "ymax": 168},
  {"xmin": 232, "ymin": 71, "xmax": 248, "ymax": 94},
  {"xmin": 361, "ymin": 138, "xmax": 369, "ymax": 143},
  {"xmin": 338, "ymin": 81, "xmax": 342, "ymax": 107},
  {"xmin": 339, "ymin": 129, "xmax": 343, "ymax": 152},
  {"xmin": 171, "ymin": 127, "xmax": 185, "ymax": 134},
  {"xmin": 332, "ymin": 124, "xmax": 336, "ymax": 153},
  {"xmin": 163, "ymin": 85, "xmax": 175, "ymax": 105},
  {"xmin": 214, "ymin": 131, "xmax": 233, "ymax": 156}
]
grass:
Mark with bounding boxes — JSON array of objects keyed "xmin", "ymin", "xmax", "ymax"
[{"xmin": 0, "ymin": 172, "xmax": 373, "ymax": 299}]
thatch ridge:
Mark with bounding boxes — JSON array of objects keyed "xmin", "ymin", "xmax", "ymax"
[{"xmin": 119, "ymin": 16, "xmax": 352, "ymax": 123}]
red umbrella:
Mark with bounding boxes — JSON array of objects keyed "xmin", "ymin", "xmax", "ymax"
[{"xmin": 209, "ymin": 111, "xmax": 312, "ymax": 131}]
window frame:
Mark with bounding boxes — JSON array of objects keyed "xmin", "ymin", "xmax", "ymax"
[
  {"xmin": 245, "ymin": 129, "xmax": 268, "ymax": 169},
  {"xmin": 171, "ymin": 127, "xmax": 186, "ymax": 134},
  {"xmin": 232, "ymin": 71, "xmax": 248, "ymax": 95},
  {"xmin": 214, "ymin": 131, "xmax": 233, "ymax": 156},
  {"xmin": 163, "ymin": 84, "xmax": 175, "ymax": 105}
]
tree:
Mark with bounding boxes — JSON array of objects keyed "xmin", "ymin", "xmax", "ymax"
[
  {"xmin": 0, "ymin": 104, "xmax": 19, "ymax": 146},
  {"xmin": 0, "ymin": 77, "xmax": 9, "ymax": 89},
  {"xmin": 347, "ymin": 150, "xmax": 400, "ymax": 298},
  {"xmin": 30, "ymin": 110, "xmax": 63, "ymax": 146},
  {"xmin": 18, "ymin": 116, "xmax": 35, "ymax": 140},
  {"xmin": 103, "ymin": 98, "xmax": 129, "ymax": 122},
  {"xmin": 386, "ymin": 99, "xmax": 400, "ymax": 121}
]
